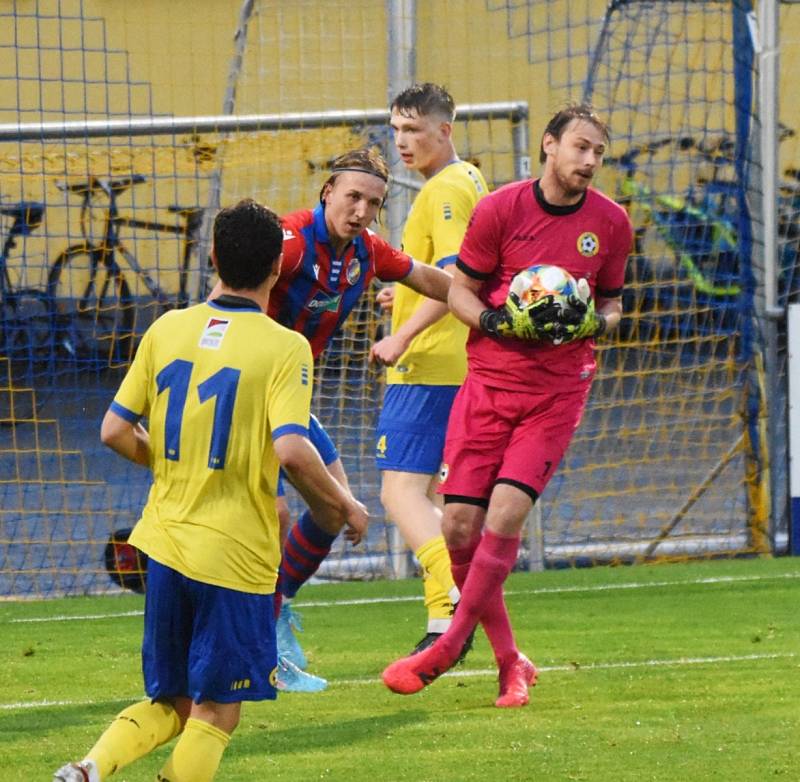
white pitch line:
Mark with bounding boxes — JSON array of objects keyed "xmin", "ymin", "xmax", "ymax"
[
  {"xmin": 2, "ymin": 652, "xmax": 794, "ymax": 711},
  {"xmin": 334, "ymin": 652, "xmax": 797, "ymax": 687},
  {"xmin": 7, "ymin": 570, "xmax": 800, "ymax": 624},
  {"xmin": 0, "ymin": 697, "xmax": 132, "ymax": 711},
  {"xmin": 9, "ymin": 609, "xmax": 145, "ymax": 623}
]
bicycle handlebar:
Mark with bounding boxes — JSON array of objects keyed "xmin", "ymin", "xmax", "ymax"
[{"xmin": 56, "ymin": 174, "xmax": 147, "ymax": 198}]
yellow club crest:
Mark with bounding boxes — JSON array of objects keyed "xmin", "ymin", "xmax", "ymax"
[{"xmin": 577, "ymin": 232, "xmax": 599, "ymax": 257}]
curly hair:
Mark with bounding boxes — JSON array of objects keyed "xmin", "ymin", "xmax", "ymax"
[{"xmin": 213, "ymin": 198, "xmax": 282, "ymax": 290}]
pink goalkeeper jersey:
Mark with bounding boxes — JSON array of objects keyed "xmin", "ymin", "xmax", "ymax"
[{"xmin": 457, "ymin": 178, "xmax": 632, "ymax": 393}]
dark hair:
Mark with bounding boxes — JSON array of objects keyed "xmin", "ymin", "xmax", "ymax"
[
  {"xmin": 391, "ymin": 82, "xmax": 456, "ymax": 122},
  {"xmin": 538, "ymin": 103, "xmax": 610, "ymax": 164},
  {"xmin": 212, "ymin": 198, "xmax": 283, "ymax": 290},
  {"xmin": 318, "ymin": 148, "xmax": 389, "ymax": 203}
]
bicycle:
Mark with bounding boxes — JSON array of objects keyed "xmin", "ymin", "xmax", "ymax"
[
  {"xmin": 47, "ymin": 174, "xmax": 205, "ymax": 367},
  {"xmin": 604, "ymin": 136, "xmax": 744, "ymax": 341},
  {"xmin": 0, "ymin": 199, "xmax": 53, "ymax": 423}
]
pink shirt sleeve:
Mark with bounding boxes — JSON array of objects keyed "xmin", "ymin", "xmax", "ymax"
[
  {"xmin": 456, "ymin": 194, "xmax": 502, "ymax": 277},
  {"xmin": 596, "ymin": 209, "xmax": 633, "ymax": 296}
]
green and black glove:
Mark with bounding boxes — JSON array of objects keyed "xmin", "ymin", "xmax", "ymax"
[
  {"xmin": 557, "ymin": 280, "xmax": 607, "ymax": 342},
  {"xmin": 479, "ymin": 295, "xmax": 568, "ymax": 342}
]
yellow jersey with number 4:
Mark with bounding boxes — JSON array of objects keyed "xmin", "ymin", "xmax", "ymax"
[
  {"xmin": 111, "ymin": 298, "xmax": 313, "ymax": 594},
  {"xmin": 387, "ymin": 159, "xmax": 487, "ymax": 386}
]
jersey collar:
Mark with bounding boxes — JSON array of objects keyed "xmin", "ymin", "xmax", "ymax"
[
  {"xmin": 533, "ymin": 178, "xmax": 587, "ymax": 215},
  {"xmin": 429, "ymin": 157, "xmax": 461, "ymax": 179},
  {"xmin": 313, "ymin": 204, "xmax": 335, "ymax": 246},
  {"xmin": 208, "ymin": 294, "xmax": 262, "ymax": 312}
]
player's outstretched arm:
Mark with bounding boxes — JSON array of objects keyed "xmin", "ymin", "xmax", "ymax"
[
  {"xmin": 401, "ymin": 261, "xmax": 451, "ymax": 302},
  {"xmin": 100, "ymin": 409, "xmax": 151, "ymax": 467},
  {"xmin": 275, "ymin": 433, "xmax": 369, "ymax": 544}
]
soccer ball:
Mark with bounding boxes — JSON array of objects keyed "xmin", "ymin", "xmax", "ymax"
[{"xmin": 506, "ymin": 264, "xmax": 579, "ymax": 314}]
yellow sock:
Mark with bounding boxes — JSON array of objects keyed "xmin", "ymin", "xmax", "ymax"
[
  {"xmin": 87, "ymin": 699, "xmax": 181, "ymax": 779},
  {"xmin": 157, "ymin": 717, "xmax": 230, "ymax": 782},
  {"xmin": 416, "ymin": 535, "xmax": 459, "ymax": 627},
  {"xmin": 422, "ymin": 569, "xmax": 453, "ymax": 627}
]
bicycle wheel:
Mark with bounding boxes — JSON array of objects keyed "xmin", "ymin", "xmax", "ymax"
[
  {"xmin": 0, "ymin": 287, "xmax": 55, "ymax": 424},
  {"xmin": 48, "ymin": 244, "xmax": 135, "ymax": 368}
]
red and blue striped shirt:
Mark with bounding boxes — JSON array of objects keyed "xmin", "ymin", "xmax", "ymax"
[{"xmin": 268, "ymin": 205, "xmax": 413, "ymax": 359}]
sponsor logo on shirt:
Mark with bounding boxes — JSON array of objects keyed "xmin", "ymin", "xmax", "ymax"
[
  {"xmin": 282, "ymin": 229, "xmax": 295, "ymax": 241},
  {"xmin": 443, "ymin": 203, "xmax": 453, "ymax": 221},
  {"xmin": 306, "ymin": 291, "xmax": 342, "ymax": 313},
  {"xmin": 511, "ymin": 233, "xmax": 537, "ymax": 241},
  {"xmin": 577, "ymin": 232, "xmax": 599, "ymax": 257},
  {"xmin": 199, "ymin": 317, "xmax": 230, "ymax": 349},
  {"xmin": 301, "ymin": 363, "xmax": 310, "ymax": 386}
]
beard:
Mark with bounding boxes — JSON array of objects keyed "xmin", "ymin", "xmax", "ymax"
[{"xmin": 557, "ymin": 169, "xmax": 591, "ymax": 200}]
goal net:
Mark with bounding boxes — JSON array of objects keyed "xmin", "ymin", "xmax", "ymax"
[{"xmin": 0, "ymin": 0, "xmax": 794, "ymax": 597}]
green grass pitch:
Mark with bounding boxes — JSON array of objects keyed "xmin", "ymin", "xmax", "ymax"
[{"xmin": 2, "ymin": 557, "xmax": 799, "ymax": 781}]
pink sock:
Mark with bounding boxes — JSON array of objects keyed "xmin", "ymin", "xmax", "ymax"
[
  {"xmin": 479, "ymin": 578, "xmax": 518, "ymax": 669},
  {"xmin": 448, "ymin": 537, "xmax": 480, "ymax": 590},
  {"xmin": 438, "ymin": 530, "xmax": 519, "ymax": 665}
]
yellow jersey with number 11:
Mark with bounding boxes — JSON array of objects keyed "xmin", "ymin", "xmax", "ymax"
[{"xmin": 111, "ymin": 298, "xmax": 313, "ymax": 594}]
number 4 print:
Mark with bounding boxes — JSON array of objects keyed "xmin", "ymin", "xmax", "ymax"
[{"xmin": 156, "ymin": 358, "xmax": 241, "ymax": 469}]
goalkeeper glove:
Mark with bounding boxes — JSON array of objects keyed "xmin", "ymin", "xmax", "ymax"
[
  {"xmin": 557, "ymin": 279, "xmax": 607, "ymax": 341},
  {"xmin": 479, "ymin": 295, "xmax": 566, "ymax": 342}
]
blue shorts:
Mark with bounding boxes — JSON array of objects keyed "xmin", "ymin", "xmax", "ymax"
[
  {"xmin": 142, "ymin": 559, "xmax": 278, "ymax": 704},
  {"xmin": 375, "ymin": 384, "xmax": 460, "ymax": 474},
  {"xmin": 277, "ymin": 413, "xmax": 339, "ymax": 497}
]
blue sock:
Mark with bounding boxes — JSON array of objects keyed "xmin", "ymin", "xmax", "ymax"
[{"xmin": 280, "ymin": 511, "xmax": 337, "ymax": 598}]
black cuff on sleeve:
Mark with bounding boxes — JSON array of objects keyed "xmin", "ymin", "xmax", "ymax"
[{"xmin": 456, "ymin": 258, "xmax": 490, "ymax": 280}]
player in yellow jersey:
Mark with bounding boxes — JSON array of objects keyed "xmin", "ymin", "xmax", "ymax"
[
  {"xmin": 53, "ymin": 199, "xmax": 367, "ymax": 782},
  {"xmin": 370, "ymin": 83, "xmax": 487, "ymax": 654}
]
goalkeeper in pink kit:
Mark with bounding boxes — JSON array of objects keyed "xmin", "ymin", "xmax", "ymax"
[{"xmin": 382, "ymin": 104, "xmax": 633, "ymax": 707}]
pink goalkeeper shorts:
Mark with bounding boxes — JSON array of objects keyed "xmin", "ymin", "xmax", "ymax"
[{"xmin": 438, "ymin": 373, "xmax": 590, "ymax": 502}]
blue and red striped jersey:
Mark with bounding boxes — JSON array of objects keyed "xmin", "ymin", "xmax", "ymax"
[{"xmin": 268, "ymin": 205, "xmax": 413, "ymax": 358}]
